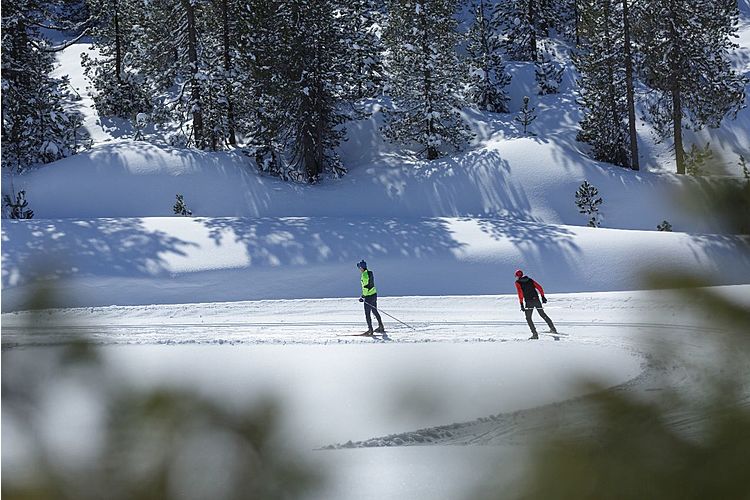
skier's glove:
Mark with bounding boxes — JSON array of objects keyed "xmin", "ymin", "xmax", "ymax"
[
  {"xmin": 359, "ymin": 297, "xmax": 364, "ymax": 303},
  {"xmin": 542, "ymin": 296, "xmax": 547, "ymax": 304},
  {"xmin": 520, "ymin": 305, "xmax": 526, "ymax": 311}
]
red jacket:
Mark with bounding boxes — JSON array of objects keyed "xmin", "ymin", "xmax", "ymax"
[{"xmin": 515, "ymin": 276, "xmax": 545, "ymax": 305}]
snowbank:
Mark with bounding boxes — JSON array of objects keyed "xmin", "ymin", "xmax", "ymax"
[
  {"xmin": 3, "ymin": 216, "xmax": 748, "ymax": 310},
  {"xmin": 4, "ymin": 136, "xmax": 737, "ymax": 233}
]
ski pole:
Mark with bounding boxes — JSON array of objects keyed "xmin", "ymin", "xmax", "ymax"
[{"xmin": 363, "ymin": 301, "xmax": 417, "ymax": 331}]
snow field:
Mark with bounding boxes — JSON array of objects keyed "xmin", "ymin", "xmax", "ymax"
[{"xmin": 3, "ymin": 216, "xmax": 749, "ymax": 311}]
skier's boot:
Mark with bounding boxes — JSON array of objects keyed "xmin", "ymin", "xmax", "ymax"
[
  {"xmin": 529, "ymin": 331, "xmax": 539, "ymax": 340},
  {"xmin": 362, "ymin": 329, "xmax": 374, "ymax": 336},
  {"xmin": 550, "ymin": 328, "xmax": 558, "ymax": 334},
  {"xmin": 374, "ymin": 325, "xmax": 385, "ymax": 334}
]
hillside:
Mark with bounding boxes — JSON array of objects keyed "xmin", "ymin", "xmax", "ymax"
[{"xmin": 2, "ymin": 13, "xmax": 750, "ymax": 311}]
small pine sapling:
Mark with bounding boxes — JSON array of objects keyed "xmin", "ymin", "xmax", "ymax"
[
  {"xmin": 657, "ymin": 220, "xmax": 673, "ymax": 231},
  {"xmin": 684, "ymin": 143, "xmax": 713, "ymax": 176},
  {"xmin": 575, "ymin": 181, "xmax": 603, "ymax": 227},
  {"xmin": 173, "ymin": 194, "xmax": 192, "ymax": 216},
  {"xmin": 3, "ymin": 190, "xmax": 34, "ymax": 219},
  {"xmin": 515, "ymin": 96, "xmax": 537, "ymax": 135}
]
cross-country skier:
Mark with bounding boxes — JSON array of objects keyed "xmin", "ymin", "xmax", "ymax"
[
  {"xmin": 515, "ymin": 269, "xmax": 557, "ymax": 339},
  {"xmin": 357, "ymin": 260, "xmax": 385, "ymax": 335}
]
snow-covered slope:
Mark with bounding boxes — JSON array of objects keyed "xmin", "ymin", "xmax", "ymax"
[
  {"xmin": 3, "ymin": 16, "xmax": 750, "ymax": 311},
  {"xmin": 3, "ymin": 216, "xmax": 749, "ymax": 310},
  {"xmin": 6, "ymin": 135, "xmax": 733, "ymax": 232}
]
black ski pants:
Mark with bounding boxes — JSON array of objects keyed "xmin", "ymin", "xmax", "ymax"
[
  {"xmin": 524, "ymin": 298, "xmax": 555, "ymax": 333},
  {"xmin": 363, "ymin": 294, "xmax": 383, "ymax": 330}
]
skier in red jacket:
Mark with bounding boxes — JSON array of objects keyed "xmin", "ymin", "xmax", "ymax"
[{"xmin": 515, "ymin": 269, "xmax": 557, "ymax": 339}]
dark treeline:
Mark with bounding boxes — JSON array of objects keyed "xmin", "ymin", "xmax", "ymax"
[{"xmin": 1, "ymin": 0, "xmax": 745, "ymax": 181}]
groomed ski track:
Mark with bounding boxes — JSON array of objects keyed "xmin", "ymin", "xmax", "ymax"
[{"xmin": 5, "ymin": 288, "xmax": 746, "ymax": 452}]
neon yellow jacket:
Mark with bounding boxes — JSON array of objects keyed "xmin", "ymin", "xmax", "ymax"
[{"xmin": 360, "ymin": 270, "xmax": 377, "ymax": 297}]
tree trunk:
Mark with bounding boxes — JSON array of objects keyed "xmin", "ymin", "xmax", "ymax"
[
  {"xmin": 622, "ymin": 0, "xmax": 639, "ymax": 170},
  {"xmin": 603, "ymin": 0, "xmax": 624, "ymax": 166},
  {"xmin": 221, "ymin": 0, "xmax": 237, "ymax": 145},
  {"xmin": 113, "ymin": 0, "xmax": 122, "ymax": 83},
  {"xmin": 182, "ymin": 0, "xmax": 204, "ymax": 148},
  {"xmin": 419, "ymin": 5, "xmax": 438, "ymax": 160},
  {"xmin": 668, "ymin": 0, "xmax": 684, "ymax": 174},
  {"xmin": 672, "ymin": 85, "xmax": 685, "ymax": 174},
  {"xmin": 528, "ymin": 0, "xmax": 538, "ymax": 61}
]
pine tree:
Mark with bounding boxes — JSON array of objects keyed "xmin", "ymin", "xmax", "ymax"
[
  {"xmin": 494, "ymin": 0, "xmax": 539, "ymax": 61},
  {"xmin": 239, "ymin": 0, "xmax": 292, "ymax": 178},
  {"xmin": 684, "ymin": 142, "xmax": 713, "ymax": 177},
  {"xmin": 1, "ymin": 0, "xmax": 88, "ymax": 173},
  {"xmin": 3, "ymin": 190, "xmax": 34, "ymax": 219},
  {"xmin": 287, "ymin": 0, "xmax": 352, "ymax": 181},
  {"xmin": 535, "ymin": 45, "xmax": 563, "ymax": 95},
  {"xmin": 466, "ymin": 0, "xmax": 511, "ymax": 113},
  {"xmin": 382, "ymin": 0, "xmax": 472, "ymax": 160},
  {"xmin": 194, "ymin": 0, "xmax": 244, "ymax": 149},
  {"xmin": 575, "ymin": 180, "xmax": 603, "ymax": 227},
  {"xmin": 173, "ymin": 194, "xmax": 192, "ymax": 215},
  {"xmin": 340, "ymin": 0, "xmax": 385, "ymax": 100},
  {"xmin": 81, "ymin": 0, "xmax": 151, "ymax": 119},
  {"xmin": 493, "ymin": 0, "xmax": 576, "ymax": 62},
  {"xmin": 515, "ymin": 96, "xmax": 537, "ymax": 135},
  {"xmin": 573, "ymin": 0, "xmax": 630, "ymax": 168},
  {"xmin": 239, "ymin": 0, "xmax": 353, "ymax": 182},
  {"xmin": 634, "ymin": 0, "xmax": 745, "ymax": 174},
  {"xmin": 656, "ymin": 220, "xmax": 672, "ymax": 231}
]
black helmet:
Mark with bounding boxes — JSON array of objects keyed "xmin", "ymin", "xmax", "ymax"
[{"xmin": 357, "ymin": 260, "xmax": 367, "ymax": 270}]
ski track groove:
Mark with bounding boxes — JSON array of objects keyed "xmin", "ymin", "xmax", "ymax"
[
  {"xmin": 1, "ymin": 320, "xmax": 721, "ymax": 348},
  {"xmin": 321, "ymin": 326, "xmax": 747, "ymax": 450},
  {"xmin": 5, "ymin": 313, "xmax": 743, "ymax": 451}
]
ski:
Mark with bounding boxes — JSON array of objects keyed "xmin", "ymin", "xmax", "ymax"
[
  {"xmin": 337, "ymin": 332, "xmax": 381, "ymax": 337},
  {"xmin": 542, "ymin": 331, "xmax": 567, "ymax": 340},
  {"xmin": 336, "ymin": 332, "xmax": 390, "ymax": 340}
]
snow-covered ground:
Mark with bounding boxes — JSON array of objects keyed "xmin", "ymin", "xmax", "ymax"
[
  {"xmin": 3, "ymin": 10, "xmax": 750, "ymax": 500},
  {"xmin": 4, "ymin": 288, "xmax": 745, "ymax": 499}
]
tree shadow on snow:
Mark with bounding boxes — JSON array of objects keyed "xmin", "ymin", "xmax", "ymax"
[{"xmin": 2, "ymin": 218, "xmax": 199, "ymax": 287}]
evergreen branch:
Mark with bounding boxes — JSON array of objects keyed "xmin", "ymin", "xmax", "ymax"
[{"xmin": 42, "ymin": 28, "xmax": 93, "ymax": 52}]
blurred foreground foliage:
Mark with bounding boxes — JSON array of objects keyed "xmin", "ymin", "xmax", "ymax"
[
  {"xmin": 505, "ymin": 168, "xmax": 750, "ymax": 500},
  {"xmin": 2, "ymin": 287, "xmax": 322, "ymax": 500},
  {"xmin": 511, "ymin": 285, "xmax": 750, "ymax": 500}
]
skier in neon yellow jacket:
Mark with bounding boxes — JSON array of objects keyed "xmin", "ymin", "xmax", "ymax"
[{"xmin": 357, "ymin": 260, "xmax": 385, "ymax": 335}]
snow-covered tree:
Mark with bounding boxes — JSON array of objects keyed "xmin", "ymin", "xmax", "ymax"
[
  {"xmin": 173, "ymin": 194, "xmax": 192, "ymax": 216},
  {"xmin": 493, "ymin": 0, "xmax": 576, "ymax": 62},
  {"xmin": 3, "ymin": 190, "xmax": 34, "ymax": 219},
  {"xmin": 575, "ymin": 180, "xmax": 603, "ymax": 227},
  {"xmin": 339, "ymin": 0, "xmax": 385, "ymax": 100},
  {"xmin": 657, "ymin": 220, "xmax": 672, "ymax": 231},
  {"xmin": 382, "ymin": 0, "xmax": 472, "ymax": 160},
  {"xmin": 466, "ymin": 0, "xmax": 511, "ymax": 113},
  {"xmin": 494, "ymin": 0, "xmax": 539, "ymax": 61},
  {"xmin": 1, "ymin": 0, "xmax": 88, "ymax": 173},
  {"xmin": 535, "ymin": 46, "xmax": 563, "ymax": 95},
  {"xmin": 573, "ymin": 0, "xmax": 630, "ymax": 168},
  {"xmin": 285, "ymin": 0, "xmax": 352, "ymax": 181},
  {"xmin": 239, "ymin": 0, "xmax": 353, "ymax": 181},
  {"xmin": 81, "ymin": 0, "xmax": 151, "ymax": 119},
  {"xmin": 238, "ymin": 0, "xmax": 292, "ymax": 177},
  {"xmin": 634, "ymin": 0, "xmax": 746, "ymax": 174}
]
